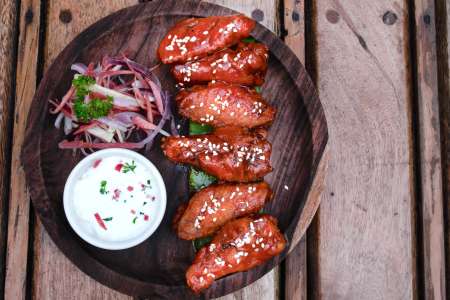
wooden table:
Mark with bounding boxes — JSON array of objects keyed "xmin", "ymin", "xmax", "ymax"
[{"xmin": 0, "ymin": 0, "xmax": 448, "ymax": 299}]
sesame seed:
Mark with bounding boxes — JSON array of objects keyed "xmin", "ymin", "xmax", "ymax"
[{"xmin": 284, "ymin": 185, "xmax": 289, "ymax": 190}]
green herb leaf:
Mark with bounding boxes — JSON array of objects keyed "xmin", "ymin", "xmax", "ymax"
[
  {"xmin": 189, "ymin": 168, "xmax": 216, "ymax": 191},
  {"xmin": 189, "ymin": 121, "xmax": 213, "ymax": 135},
  {"xmin": 100, "ymin": 180, "xmax": 108, "ymax": 195},
  {"xmin": 122, "ymin": 160, "xmax": 137, "ymax": 173},
  {"xmin": 255, "ymin": 86, "xmax": 262, "ymax": 93},
  {"xmin": 73, "ymin": 96, "xmax": 113, "ymax": 123},
  {"xmin": 193, "ymin": 235, "xmax": 213, "ymax": 251},
  {"xmin": 241, "ymin": 36, "xmax": 256, "ymax": 43},
  {"xmin": 102, "ymin": 217, "xmax": 113, "ymax": 221},
  {"xmin": 71, "ymin": 75, "xmax": 113, "ymax": 122},
  {"xmin": 132, "ymin": 216, "xmax": 138, "ymax": 224},
  {"xmin": 72, "ymin": 75, "xmax": 95, "ymax": 98}
]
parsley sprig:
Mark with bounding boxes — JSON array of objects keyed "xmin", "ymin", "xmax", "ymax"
[{"xmin": 71, "ymin": 75, "xmax": 113, "ymax": 122}]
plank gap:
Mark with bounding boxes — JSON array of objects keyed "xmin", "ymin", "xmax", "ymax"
[
  {"xmin": 277, "ymin": 2, "xmax": 287, "ymax": 298},
  {"xmin": 26, "ymin": 0, "xmax": 49, "ymax": 298},
  {"xmin": 434, "ymin": 0, "xmax": 450, "ymax": 294},
  {"xmin": 406, "ymin": 1, "xmax": 424, "ymax": 298},
  {"xmin": 304, "ymin": 0, "xmax": 319, "ymax": 299}
]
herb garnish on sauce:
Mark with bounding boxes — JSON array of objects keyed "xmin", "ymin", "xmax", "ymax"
[{"xmin": 122, "ymin": 160, "xmax": 137, "ymax": 173}]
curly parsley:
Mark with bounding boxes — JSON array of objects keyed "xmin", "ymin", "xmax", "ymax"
[{"xmin": 71, "ymin": 75, "xmax": 113, "ymax": 122}]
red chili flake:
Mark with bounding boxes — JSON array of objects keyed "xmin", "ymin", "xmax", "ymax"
[
  {"xmin": 127, "ymin": 186, "xmax": 134, "ymax": 192},
  {"xmin": 112, "ymin": 188, "xmax": 121, "ymax": 200},
  {"xmin": 94, "ymin": 213, "xmax": 107, "ymax": 230},
  {"xmin": 131, "ymin": 209, "xmax": 136, "ymax": 214},
  {"xmin": 93, "ymin": 159, "xmax": 102, "ymax": 168},
  {"xmin": 115, "ymin": 163, "xmax": 123, "ymax": 172},
  {"xmin": 144, "ymin": 215, "xmax": 149, "ymax": 221}
]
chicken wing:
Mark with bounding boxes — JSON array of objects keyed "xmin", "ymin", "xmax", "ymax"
[
  {"xmin": 175, "ymin": 82, "xmax": 276, "ymax": 128},
  {"xmin": 161, "ymin": 127, "xmax": 272, "ymax": 182},
  {"xmin": 173, "ymin": 182, "xmax": 272, "ymax": 240},
  {"xmin": 186, "ymin": 214, "xmax": 286, "ymax": 293},
  {"xmin": 158, "ymin": 15, "xmax": 255, "ymax": 64},
  {"xmin": 172, "ymin": 42, "xmax": 269, "ymax": 86}
]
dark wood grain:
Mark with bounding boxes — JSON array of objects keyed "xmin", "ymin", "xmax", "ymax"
[
  {"xmin": 0, "ymin": 1, "xmax": 18, "ymax": 297},
  {"xmin": 413, "ymin": 0, "xmax": 446, "ymax": 298},
  {"xmin": 21, "ymin": 0, "xmax": 327, "ymax": 298},
  {"xmin": 435, "ymin": 0, "xmax": 450, "ymax": 296}
]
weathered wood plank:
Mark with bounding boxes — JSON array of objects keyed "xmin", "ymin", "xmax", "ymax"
[
  {"xmin": 208, "ymin": 1, "xmax": 280, "ymax": 299},
  {"xmin": 3, "ymin": 1, "xmax": 39, "ymax": 298},
  {"xmin": 282, "ymin": 1, "xmax": 307, "ymax": 299},
  {"xmin": 413, "ymin": 0, "xmax": 446, "ymax": 298},
  {"xmin": 313, "ymin": 0, "xmax": 416, "ymax": 298},
  {"xmin": 283, "ymin": 0, "xmax": 305, "ymax": 63},
  {"xmin": 0, "ymin": 0, "xmax": 18, "ymax": 297},
  {"xmin": 32, "ymin": 1, "xmax": 138, "ymax": 299}
]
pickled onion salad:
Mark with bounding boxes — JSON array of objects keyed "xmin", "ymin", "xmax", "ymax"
[{"xmin": 50, "ymin": 55, "xmax": 176, "ymax": 153}]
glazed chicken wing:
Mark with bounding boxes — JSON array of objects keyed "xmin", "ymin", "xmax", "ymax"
[
  {"xmin": 173, "ymin": 182, "xmax": 272, "ymax": 240},
  {"xmin": 158, "ymin": 15, "xmax": 255, "ymax": 64},
  {"xmin": 186, "ymin": 215, "xmax": 286, "ymax": 293},
  {"xmin": 161, "ymin": 127, "xmax": 272, "ymax": 182},
  {"xmin": 172, "ymin": 42, "xmax": 269, "ymax": 86},
  {"xmin": 176, "ymin": 82, "xmax": 276, "ymax": 128}
]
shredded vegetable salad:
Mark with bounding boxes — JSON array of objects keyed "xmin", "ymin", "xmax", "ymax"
[{"xmin": 50, "ymin": 55, "xmax": 176, "ymax": 153}]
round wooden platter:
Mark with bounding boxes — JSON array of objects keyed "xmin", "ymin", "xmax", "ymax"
[{"xmin": 21, "ymin": 0, "xmax": 328, "ymax": 298}]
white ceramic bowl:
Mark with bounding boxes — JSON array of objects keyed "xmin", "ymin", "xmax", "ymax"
[{"xmin": 63, "ymin": 148, "xmax": 166, "ymax": 250}]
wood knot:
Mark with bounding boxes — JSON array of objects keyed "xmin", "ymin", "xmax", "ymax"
[
  {"xmin": 382, "ymin": 11, "xmax": 397, "ymax": 25},
  {"xmin": 326, "ymin": 10, "xmax": 340, "ymax": 24},
  {"xmin": 59, "ymin": 9, "xmax": 72, "ymax": 24},
  {"xmin": 251, "ymin": 9, "xmax": 264, "ymax": 22},
  {"xmin": 25, "ymin": 8, "xmax": 33, "ymax": 25},
  {"xmin": 423, "ymin": 14, "xmax": 431, "ymax": 25},
  {"xmin": 292, "ymin": 10, "xmax": 300, "ymax": 22}
]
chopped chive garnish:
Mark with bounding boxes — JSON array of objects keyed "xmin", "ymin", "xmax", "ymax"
[
  {"xmin": 102, "ymin": 217, "xmax": 113, "ymax": 221},
  {"xmin": 143, "ymin": 202, "xmax": 147, "ymax": 206},
  {"xmin": 100, "ymin": 180, "xmax": 108, "ymax": 194},
  {"xmin": 255, "ymin": 86, "xmax": 262, "ymax": 93},
  {"xmin": 132, "ymin": 216, "xmax": 138, "ymax": 224},
  {"xmin": 122, "ymin": 160, "xmax": 137, "ymax": 173}
]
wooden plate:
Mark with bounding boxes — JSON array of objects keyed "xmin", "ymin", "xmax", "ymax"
[{"xmin": 21, "ymin": 0, "xmax": 328, "ymax": 298}]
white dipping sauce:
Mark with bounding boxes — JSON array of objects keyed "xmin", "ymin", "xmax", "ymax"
[{"xmin": 64, "ymin": 149, "xmax": 166, "ymax": 249}]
